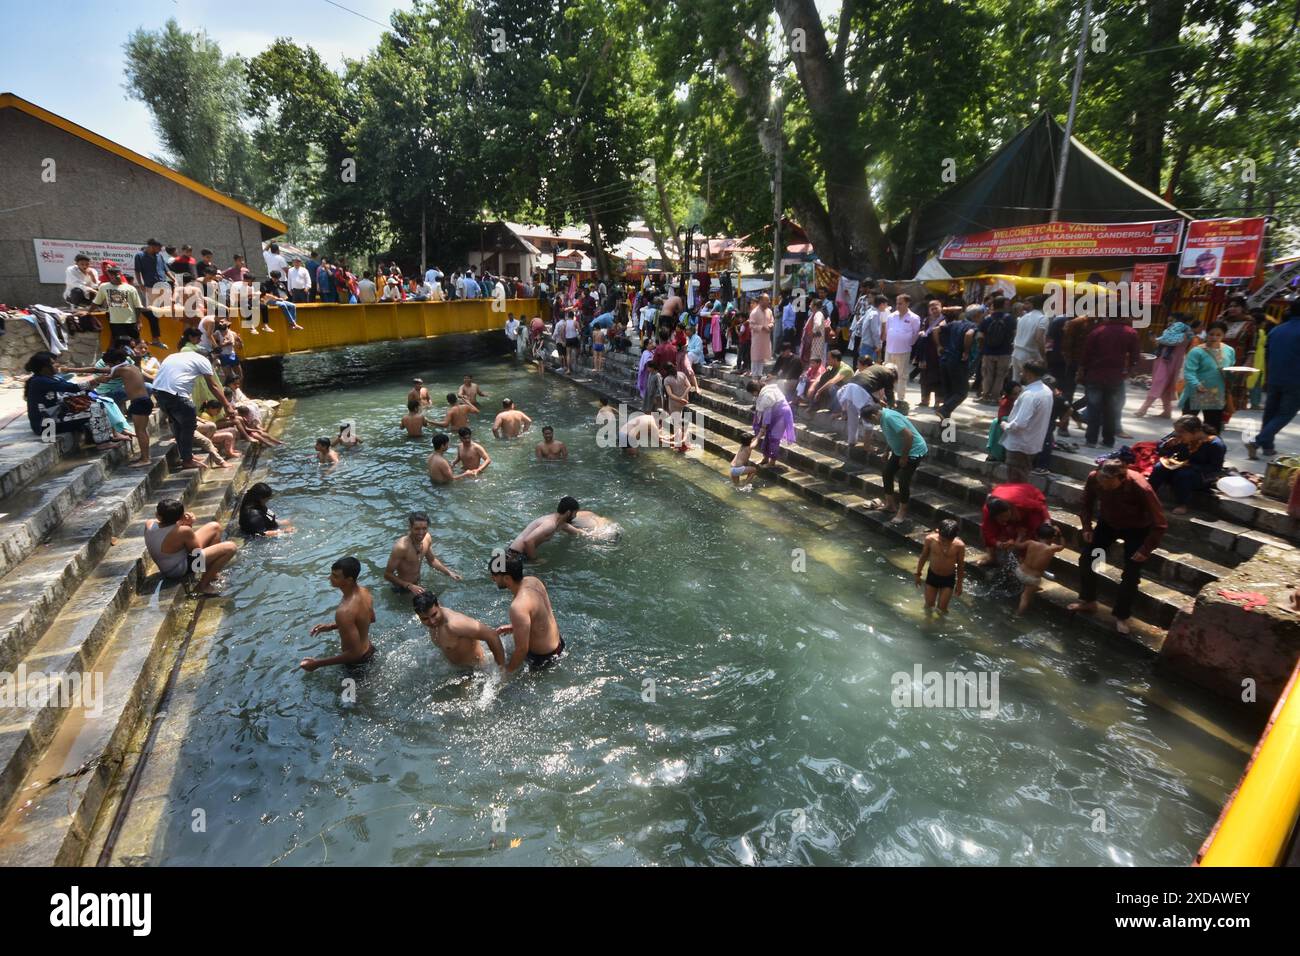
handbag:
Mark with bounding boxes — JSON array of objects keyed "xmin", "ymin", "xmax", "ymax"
[
  {"xmin": 62, "ymin": 393, "xmax": 91, "ymax": 413},
  {"xmin": 1262, "ymin": 456, "xmax": 1300, "ymax": 501}
]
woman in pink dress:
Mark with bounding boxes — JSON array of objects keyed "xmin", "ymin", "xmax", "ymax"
[
  {"xmin": 748, "ymin": 294, "xmax": 775, "ymax": 376},
  {"xmin": 1137, "ymin": 314, "xmax": 1198, "ymax": 418}
]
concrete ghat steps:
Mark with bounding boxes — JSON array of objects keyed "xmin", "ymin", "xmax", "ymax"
[
  {"xmin": 558, "ymin": 361, "xmax": 1167, "ymax": 645},
  {"xmin": 0, "ymin": 440, "xmax": 182, "ymax": 677},
  {"xmin": 677, "ymin": 377, "xmax": 1236, "ymax": 598},
  {"xmin": 0, "ymin": 404, "xmax": 283, "ymax": 866},
  {"xmin": 0, "ymin": 431, "xmax": 82, "ymax": 503},
  {"xmin": 586, "ymin": 356, "xmax": 1207, "ymax": 630},
  {"xmin": 600, "ymin": 350, "xmax": 1290, "ymax": 570},
  {"xmin": 692, "ymin": 359, "xmax": 1300, "ymax": 548}
]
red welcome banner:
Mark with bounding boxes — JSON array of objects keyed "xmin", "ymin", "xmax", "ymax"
[
  {"xmin": 938, "ymin": 220, "xmax": 1185, "ymax": 261},
  {"xmin": 1177, "ymin": 218, "xmax": 1266, "ymax": 280}
]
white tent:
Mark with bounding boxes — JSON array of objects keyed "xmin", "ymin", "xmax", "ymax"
[{"xmin": 913, "ymin": 255, "xmax": 952, "ymax": 281}]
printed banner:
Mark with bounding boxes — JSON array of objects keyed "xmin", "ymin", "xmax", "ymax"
[
  {"xmin": 1131, "ymin": 261, "xmax": 1168, "ymax": 305},
  {"xmin": 34, "ymin": 238, "xmax": 139, "ymax": 284},
  {"xmin": 938, "ymin": 220, "xmax": 1184, "ymax": 261},
  {"xmin": 1177, "ymin": 218, "xmax": 1267, "ymax": 280},
  {"xmin": 814, "ymin": 262, "xmax": 841, "ymax": 296},
  {"xmin": 835, "ymin": 275, "xmax": 859, "ymax": 320}
]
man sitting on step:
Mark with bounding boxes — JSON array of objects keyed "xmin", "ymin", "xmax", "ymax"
[{"xmin": 144, "ymin": 499, "xmax": 238, "ymax": 597}]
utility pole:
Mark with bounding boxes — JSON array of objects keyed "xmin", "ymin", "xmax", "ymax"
[
  {"xmin": 771, "ymin": 84, "xmax": 784, "ymax": 328},
  {"xmin": 1041, "ymin": 0, "xmax": 1092, "ymax": 280},
  {"xmin": 420, "ymin": 197, "xmax": 427, "ymax": 277}
]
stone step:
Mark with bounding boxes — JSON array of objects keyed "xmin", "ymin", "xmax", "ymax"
[
  {"xmin": 0, "ymin": 429, "xmax": 81, "ymax": 504},
  {"xmin": 0, "ymin": 411, "xmax": 173, "ymax": 582},
  {"xmin": 0, "ymin": 440, "xmax": 186, "ymax": 677}
]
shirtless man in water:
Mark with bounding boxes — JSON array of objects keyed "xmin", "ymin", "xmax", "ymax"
[
  {"xmin": 572, "ymin": 509, "xmax": 619, "ymax": 542},
  {"xmin": 535, "ymin": 426, "xmax": 568, "ymax": 461},
  {"xmin": 492, "ymin": 398, "xmax": 533, "ymax": 439},
  {"xmin": 401, "ymin": 399, "xmax": 435, "ymax": 438},
  {"xmin": 430, "ymin": 393, "xmax": 478, "ymax": 432},
  {"xmin": 489, "ymin": 553, "xmax": 564, "ymax": 672},
  {"xmin": 408, "ymin": 379, "xmax": 431, "ymax": 407},
  {"xmin": 301, "ymin": 556, "xmax": 375, "ymax": 671},
  {"xmin": 453, "ymin": 426, "xmax": 491, "ymax": 477},
  {"xmin": 384, "ymin": 511, "xmax": 462, "ymax": 594},
  {"xmin": 428, "ymin": 433, "xmax": 456, "ymax": 484},
  {"xmin": 619, "ymin": 411, "xmax": 668, "ymax": 456},
  {"xmin": 507, "ymin": 495, "xmax": 586, "ymax": 560},
  {"xmin": 413, "ymin": 591, "xmax": 505, "ymax": 669},
  {"xmin": 458, "ymin": 374, "xmax": 487, "ymax": 407}
]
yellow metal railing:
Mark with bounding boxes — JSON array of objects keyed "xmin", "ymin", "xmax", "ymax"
[
  {"xmin": 1197, "ymin": 661, "xmax": 1300, "ymax": 866},
  {"xmin": 100, "ymin": 297, "xmax": 539, "ymax": 359}
]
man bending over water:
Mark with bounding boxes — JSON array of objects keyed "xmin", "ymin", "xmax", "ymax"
[
  {"xmin": 535, "ymin": 425, "xmax": 568, "ymax": 460},
  {"xmin": 384, "ymin": 511, "xmax": 462, "ymax": 594},
  {"xmin": 414, "ymin": 591, "xmax": 506, "ymax": 669},
  {"xmin": 489, "ymin": 554, "xmax": 564, "ymax": 672},
  {"xmin": 301, "ymin": 556, "xmax": 375, "ymax": 671},
  {"xmin": 454, "ymin": 426, "xmax": 491, "ymax": 477},
  {"xmin": 507, "ymin": 495, "xmax": 586, "ymax": 560},
  {"xmin": 492, "ymin": 398, "xmax": 533, "ymax": 438}
]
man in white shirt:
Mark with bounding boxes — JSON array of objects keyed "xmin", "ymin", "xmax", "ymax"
[
  {"xmin": 884, "ymin": 293, "xmax": 920, "ymax": 399},
  {"xmin": 64, "ymin": 254, "xmax": 100, "ymax": 307},
  {"xmin": 263, "ymin": 243, "xmax": 289, "ymax": 281},
  {"xmin": 998, "ymin": 360, "xmax": 1054, "ymax": 483},
  {"xmin": 1011, "ymin": 295, "xmax": 1049, "ymax": 383},
  {"xmin": 287, "ymin": 258, "xmax": 313, "ymax": 302},
  {"xmin": 152, "ymin": 350, "xmax": 237, "ymax": 469},
  {"xmin": 357, "ymin": 272, "xmax": 378, "ymax": 303}
]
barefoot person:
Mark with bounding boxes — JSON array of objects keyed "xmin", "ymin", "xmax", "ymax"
[
  {"xmin": 1069, "ymin": 458, "xmax": 1166, "ymax": 635},
  {"xmin": 1014, "ymin": 522, "xmax": 1064, "ymax": 615},
  {"xmin": 98, "ymin": 346, "xmax": 154, "ymax": 466},
  {"xmin": 144, "ymin": 498, "xmax": 238, "ymax": 596},
  {"xmin": 730, "ymin": 435, "xmax": 760, "ymax": 486},
  {"xmin": 428, "ymin": 433, "xmax": 456, "ymax": 484},
  {"xmin": 507, "ymin": 496, "xmax": 586, "ymax": 560},
  {"xmin": 431, "ymin": 393, "xmax": 478, "ymax": 432},
  {"xmin": 401, "ymin": 399, "xmax": 435, "ymax": 438},
  {"xmin": 861, "ymin": 404, "xmax": 928, "ymax": 523},
  {"xmin": 453, "ymin": 426, "xmax": 491, "ymax": 477},
  {"xmin": 384, "ymin": 511, "xmax": 462, "ymax": 594},
  {"xmin": 915, "ymin": 518, "xmax": 965, "ymax": 612},
  {"xmin": 492, "ymin": 398, "xmax": 533, "ymax": 438},
  {"xmin": 489, "ymin": 553, "xmax": 564, "ymax": 673},
  {"xmin": 535, "ymin": 425, "xmax": 568, "ymax": 461},
  {"xmin": 413, "ymin": 591, "xmax": 506, "ymax": 669},
  {"xmin": 301, "ymin": 557, "xmax": 376, "ymax": 671}
]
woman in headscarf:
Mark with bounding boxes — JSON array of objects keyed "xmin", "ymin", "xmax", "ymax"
[
  {"xmin": 747, "ymin": 379, "xmax": 795, "ymax": 467},
  {"xmin": 23, "ymin": 351, "xmax": 124, "ymax": 450},
  {"xmin": 979, "ymin": 483, "xmax": 1050, "ymax": 566}
]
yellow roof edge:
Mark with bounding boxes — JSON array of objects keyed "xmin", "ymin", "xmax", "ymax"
[{"xmin": 0, "ymin": 92, "xmax": 288, "ymax": 237}]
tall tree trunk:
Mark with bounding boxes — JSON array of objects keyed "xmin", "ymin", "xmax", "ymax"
[
  {"xmin": 653, "ymin": 165, "xmax": 681, "ymax": 270},
  {"xmin": 585, "ymin": 203, "xmax": 612, "ymax": 278},
  {"xmin": 1125, "ymin": 0, "xmax": 1187, "ymax": 191},
  {"xmin": 644, "ymin": 214, "xmax": 674, "ymax": 272},
  {"xmin": 775, "ymin": 0, "xmax": 896, "ymax": 275}
]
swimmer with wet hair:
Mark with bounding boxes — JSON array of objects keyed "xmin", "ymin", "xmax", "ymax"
[
  {"xmin": 915, "ymin": 518, "xmax": 965, "ymax": 612},
  {"xmin": 430, "ymin": 393, "xmax": 478, "ymax": 432},
  {"xmin": 413, "ymin": 591, "xmax": 506, "ymax": 669},
  {"xmin": 507, "ymin": 495, "xmax": 585, "ymax": 560},
  {"xmin": 408, "ymin": 379, "xmax": 431, "ymax": 407},
  {"xmin": 315, "ymin": 437, "xmax": 339, "ymax": 464},
  {"xmin": 453, "ymin": 426, "xmax": 491, "ymax": 477},
  {"xmin": 488, "ymin": 553, "xmax": 564, "ymax": 673},
  {"xmin": 402, "ymin": 399, "xmax": 435, "ymax": 438},
  {"xmin": 333, "ymin": 421, "xmax": 362, "ymax": 447},
  {"xmin": 384, "ymin": 511, "xmax": 461, "ymax": 594},
  {"xmin": 492, "ymin": 398, "xmax": 532, "ymax": 438},
  {"xmin": 571, "ymin": 509, "xmax": 620, "ymax": 543},
  {"xmin": 302, "ymin": 556, "xmax": 375, "ymax": 672},
  {"xmin": 428, "ymin": 433, "xmax": 456, "ymax": 484},
  {"xmin": 535, "ymin": 425, "xmax": 568, "ymax": 460}
]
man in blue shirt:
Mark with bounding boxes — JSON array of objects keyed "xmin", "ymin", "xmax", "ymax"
[
  {"xmin": 937, "ymin": 305, "xmax": 980, "ymax": 418},
  {"xmin": 862, "ymin": 404, "xmax": 928, "ymax": 523},
  {"xmin": 306, "ymin": 251, "xmax": 321, "ymax": 301},
  {"xmin": 131, "ymin": 238, "xmax": 169, "ymax": 347},
  {"xmin": 316, "ymin": 258, "xmax": 336, "ymax": 302},
  {"xmin": 1249, "ymin": 299, "xmax": 1300, "ymax": 458}
]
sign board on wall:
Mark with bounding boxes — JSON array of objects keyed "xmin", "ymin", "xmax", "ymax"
[
  {"xmin": 1130, "ymin": 261, "xmax": 1168, "ymax": 306},
  {"xmin": 34, "ymin": 238, "xmax": 139, "ymax": 284},
  {"xmin": 1177, "ymin": 218, "xmax": 1267, "ymax": 280},
  {"xmin": 938, "ymin": 220, "xmax": 1184, "ymax": 261}
]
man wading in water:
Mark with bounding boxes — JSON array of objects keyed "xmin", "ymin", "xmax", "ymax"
[
  {"xmin": 414, "ymin": 591, "xmax": 506, "ymax": 669},
  {"xmin": 301, "ymin": 557, "xmax": 376, "ymax": 671},
  {"xmin": 489, "ymin": 553, "xmax": 564, "ymax": 672},
  {"xmin": 384, "ymin": 511, "xmax": 462, "ymax": 594}
]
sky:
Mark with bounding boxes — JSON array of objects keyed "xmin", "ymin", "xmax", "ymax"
[{"xmin": 0, "ymin": 0, "xmax": 406, "ymax": 160}]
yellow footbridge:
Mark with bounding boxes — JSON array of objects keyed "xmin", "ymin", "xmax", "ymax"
[{"xmin": 101, "ymin": 298, "xmax": 541, "ymax": 359}]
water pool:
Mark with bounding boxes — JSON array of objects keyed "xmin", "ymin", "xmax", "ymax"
[{"xmin": 137, "ymin": 345, "xmax": 1252, "ymax": 865}]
